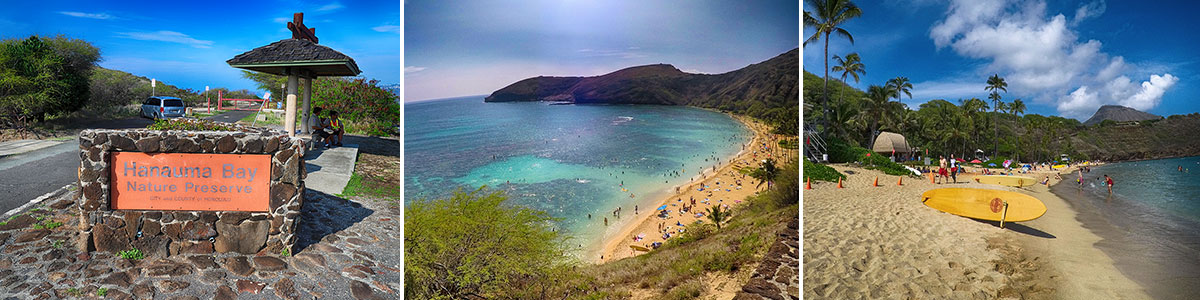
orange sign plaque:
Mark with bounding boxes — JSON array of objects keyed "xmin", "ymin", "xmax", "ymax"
[{"xmin": 110, "ymin": 152, "xmax": 271, "ymax": 211}]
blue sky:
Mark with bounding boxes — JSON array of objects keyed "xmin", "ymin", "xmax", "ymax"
[
  {"xmin": 0, "ymin": 0, "xmax": 399, "ymax": 96},
  {"xmin": 803, "ymin": 0, "xmax": 1200, "ymax": 120},
  {"xmin": 405, "ymin": 0, "xmax": 799, "ymax": 102}
]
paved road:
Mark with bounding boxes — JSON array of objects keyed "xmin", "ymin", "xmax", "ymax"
[
  {"xmin": 0, "ymin": 112, "xmax": 251, "ymax": 215},
  {"xmin": 0, "ymin": 140, "xmax": 78, "ymax": 215},
  {"xmin": 203, "ymin": 109, "xmax": 256, "ymax": 123}
]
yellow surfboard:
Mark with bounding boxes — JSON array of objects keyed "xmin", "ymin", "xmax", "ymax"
[
  {"xmin": 973, "ymin": 175, "xmax": 1038, "ymax": 187},
  {"xmin": 630, "ymin": 245, "xmax": 651, "ymax": 252},
  {"xmin": 1052, "ymin": 164, "xmax": 1066, "ymax": 169},
  {"xmin": 921, "ymin": 188, "xmax": 1046, "ymax": 222}
]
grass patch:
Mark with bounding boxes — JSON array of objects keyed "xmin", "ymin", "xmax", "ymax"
[
  {"xmin": 117, "ymin": 248, "xmax": 144, "ymax": 260},
  {"xmin": 339, "ymin": 172, "xmax": 400, "ymax": 199},
  {"xmin": 96, "ymin": 287, "xmax": 108, "ymax": 297},
  {"xmin": 32, "ymin": 220, "xmax": 63, "ymax": 230}
]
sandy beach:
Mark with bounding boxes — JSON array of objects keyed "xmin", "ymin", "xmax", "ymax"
[
  {"xmin": 595, "ymin": 115, "xmax": 793, "ymax": 263},
  {"xmin": 803, "ymin": 163, "xmax": 1147, "ymax": 299}
]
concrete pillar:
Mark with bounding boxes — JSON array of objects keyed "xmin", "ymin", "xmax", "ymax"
[
  {"xmin": 285, "ymin": 72, "xmax": 298, "ymax": 137},
  {"xmin": 301, "ymin": 77, "xmax": 312, "ymax": 134}
]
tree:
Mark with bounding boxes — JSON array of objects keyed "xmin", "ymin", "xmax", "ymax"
[
  {"xmin": 832, "ymin": 52, "xmax": 865, "ymax": 115},
  {"xmin": 1009, "ymin": 99, "xmax": 1025, "ymax": 162},
  {"xmin": 706, "ymin": 204, "xmax": 732, "ymax": 230},
  {"xmin": 985, "ymin": 74, "xmax": 1007, "ymax": 157},
  {"xmin": 804, "ymin": 0, "xmax": 862, "ymax": 133},
  {"xmin": 405, "ymin": 187, "xmax": 568, "ymax": 299},
  {"xmin": 0, "ymin": 35, "xmax": 100, "ymax": 126},
  {"xmin": 862, "ymin": 84, "xmax": 897, "ymax": 149}
]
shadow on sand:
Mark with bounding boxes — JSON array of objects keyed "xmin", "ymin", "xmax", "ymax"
[
  {"xmin": 974, "ymin": 219, "xmax": 1057, "ymax": 238},
  {"xmin": 293, "ymin": 189, "xmax": 374, "ymax": 253}
]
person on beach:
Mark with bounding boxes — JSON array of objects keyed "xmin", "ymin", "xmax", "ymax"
[
  {"xmin": 604, "ymin": 217, "xmax": 608, "ymax": 226},
  {"xmin": 1105, "ymin": 174, "xmax": 1113, "ymax": 194},
  {"xmin": 938, "ymin": 156, "xmax": 948, "ymax": 184},
  {"xmin": 950, "ymin": 154, "xmax": 958, "ymax": 183}
]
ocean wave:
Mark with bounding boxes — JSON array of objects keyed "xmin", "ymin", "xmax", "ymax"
[{"xmin": 611, "ymin": 116, "xmax": 634, "ymax": 125}]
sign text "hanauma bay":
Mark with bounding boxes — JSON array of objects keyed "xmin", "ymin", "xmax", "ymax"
[{"xmin": 123, "ymin": 162, "xmax": 259, "ymax": 193}]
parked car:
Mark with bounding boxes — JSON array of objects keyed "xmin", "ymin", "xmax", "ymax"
[{"xmin": 141, "ymin": 96, "xmax": 186, "ymax": 119}]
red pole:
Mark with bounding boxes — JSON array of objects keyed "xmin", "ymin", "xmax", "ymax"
[{"xmin": 218, "ymin": 90, "xmax": 222, "ymax": 110}]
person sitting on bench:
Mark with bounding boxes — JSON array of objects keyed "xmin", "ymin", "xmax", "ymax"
[{"xmin": 310, "ymin": 107, "xmax": 333, "ymax": 148}]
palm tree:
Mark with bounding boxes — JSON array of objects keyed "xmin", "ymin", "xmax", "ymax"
[
  {"xmin": 829, "ymin": 96, "xmax": 861, "ymax": 142},
  {"xmin": 959, "ymin": 98, "xmax": 988, "ymax": 151},
  {"xmin": 862, "ymin": 84, "xmax": 898, "ymax": 148},
  {"xmin": 1009, "ymin": 99, "xmax": 1026, "ymax": 162},
  {"xmin": 804, "ymin": 0, "xmax": 862, "ymax": 132},
  {"xmin": 832, "ymin": 52, "xmax": 865, "ymax": 113},
  {"xmin": 887, "ymin": 76, "xmax": 913, "ymax": 105},
  {"xmin": 706, "ymin": 204, "xmax": 732, "ymax": 230},
  {"xmin": 985, "ymin": 74, "xmax": 1007, "ymax": 157},
  {"xmin": 747, "ymin": 158, "xmax": 779, "ymax": 189}
]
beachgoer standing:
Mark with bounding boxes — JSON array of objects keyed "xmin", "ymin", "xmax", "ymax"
[
  {"xmin": 938, "ymin": 156, "xmax": 947, "ymax": 184},
  {"xmin": 604, "ymin": 217, "xmax": 608, "ymax": 226},
  {"xmin": 950, "ymin": 154, "xmax": 958, "ymax": 183},
  {"xmin": 1105, "ymin": 174, "xmax": 1113, "ymax": 194}
]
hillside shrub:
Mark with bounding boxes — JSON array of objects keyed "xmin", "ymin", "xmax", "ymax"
[{"xmin": 0, "ymin": 35, "xmax": 99, "ymax": 126}]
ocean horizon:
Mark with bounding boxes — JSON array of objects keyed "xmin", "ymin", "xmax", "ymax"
[{"xmin": 404, "ymin": 95, "xmax": 752, "ymax": 253}]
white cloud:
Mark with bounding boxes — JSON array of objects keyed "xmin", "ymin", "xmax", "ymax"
[
  {"xmin": 930, "ymin": 0, "xmax": 1175, "ymax": 119},
  {"xmin": 115, "ymin": 31, "xmax": 214, "ymax": 48},
  {"xmin": 405, "ymin": 66, "xmax": 427, "ymax": 73},
  {"xmin": 273, "ymin": 17, "xmax": 290, "ymax": 23},
  {"xmin": 1071, "ymin": 1, "xmax": 1106, "ymax": 26},
  {"xmin": 59, "ymin": 11, "xmax": 115, "ymax": 20},
  {"xmin": 316, "ymin": 2, "xmax": 344, "ymax": 12},
  {"xmin": 372, "ymin": 25, "xmax": 401, "ymax": 34}
]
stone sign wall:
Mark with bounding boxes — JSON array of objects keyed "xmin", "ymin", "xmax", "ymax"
[{"xmin": 76, "ymin": 128, "xmax": 306, "ymax": 257}]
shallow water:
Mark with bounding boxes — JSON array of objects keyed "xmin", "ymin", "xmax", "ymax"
[
  {"xmin": 404, "ymin": 96, "xmax": 751, "ymax": 250},
  {"xmin": 1052, "ymin": 156, "xmax": 1200, "ymax": 299}
]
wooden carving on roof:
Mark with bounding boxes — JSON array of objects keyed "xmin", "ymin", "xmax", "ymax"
[{"xmin": 287, "ymin": 13, "xmax": 318, "ymax": 44}]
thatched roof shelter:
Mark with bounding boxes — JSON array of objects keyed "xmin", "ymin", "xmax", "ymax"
[{"xmin": 871, "ymin": 131, "xmax": 911, "ymax": 153}]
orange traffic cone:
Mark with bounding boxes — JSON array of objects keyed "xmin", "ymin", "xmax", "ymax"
[
  {"xmin": 806, "ymin": 177, "xmax": 812, "ymax": 190},
  {"xmin": 873, "ymin": 176, "xmax": 879, "ymax": 187},
  {"xmin": 930, "ymin": 173, "xmax": 935, "ymax": 183},
  {"xmin": 837, "ymin": 178, "xmax": 843, "ymax": 188},
  {"xmin": 898, "ymin": 176, "xmax": 903, "ymax": 186}
]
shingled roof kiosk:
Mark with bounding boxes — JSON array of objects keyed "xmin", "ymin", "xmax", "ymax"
[{"xmin": 227, "ymin": 12, "xmax": 361, "ymax": 137}]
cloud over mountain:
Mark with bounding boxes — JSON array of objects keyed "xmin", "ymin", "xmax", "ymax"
[{"xmin": 930, "ymin": 0, "xmax": 1175, "ymax": 119}]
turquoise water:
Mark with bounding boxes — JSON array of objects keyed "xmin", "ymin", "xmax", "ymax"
[
  {"xmin": 404, "ymin": 96, "xmax": 751, "ymax": 251},
  {"xmin": 1053, "ymin": 156, "xmax": 1200, "ymax": 298}
]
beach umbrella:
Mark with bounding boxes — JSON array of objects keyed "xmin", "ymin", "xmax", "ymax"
[
  {"xmin": 970, "ymin": 159, "xmax": 982, "ymax": 163},
  {"xmin": 657, "ymin": 205, "xmax": 667, "ymax": 211},
  {"xmin": 988, "ymin": 163, "xmax": 997, "ymax": 167}
]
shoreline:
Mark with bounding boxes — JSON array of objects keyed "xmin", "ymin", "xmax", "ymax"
[
  {"xmin": 1006, "ymin": 165, "xmax": 1150, "ymax": 298},
  {"xmin": 1048, "ymin": 159, "xmax": 1200, "ymax": 299},
  {"xmin": 592, "ymin": 113, "xmax": 787, "ymax": 263}
]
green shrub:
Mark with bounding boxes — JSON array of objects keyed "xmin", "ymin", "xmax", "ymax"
[
  {"xmin": 860, "ymin": 152, "xmax": 912, "ymax": 176},
  {"xmin": 825, "ymin": 137, "xmax": 870, "ymax": 163},
  {"xmin": 147, "ymin": 118, "xmax": 236, "ymax": 131},
  {"xmin": 803, "ymin": 159, "xmax": 844, "ymax": 182}
]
